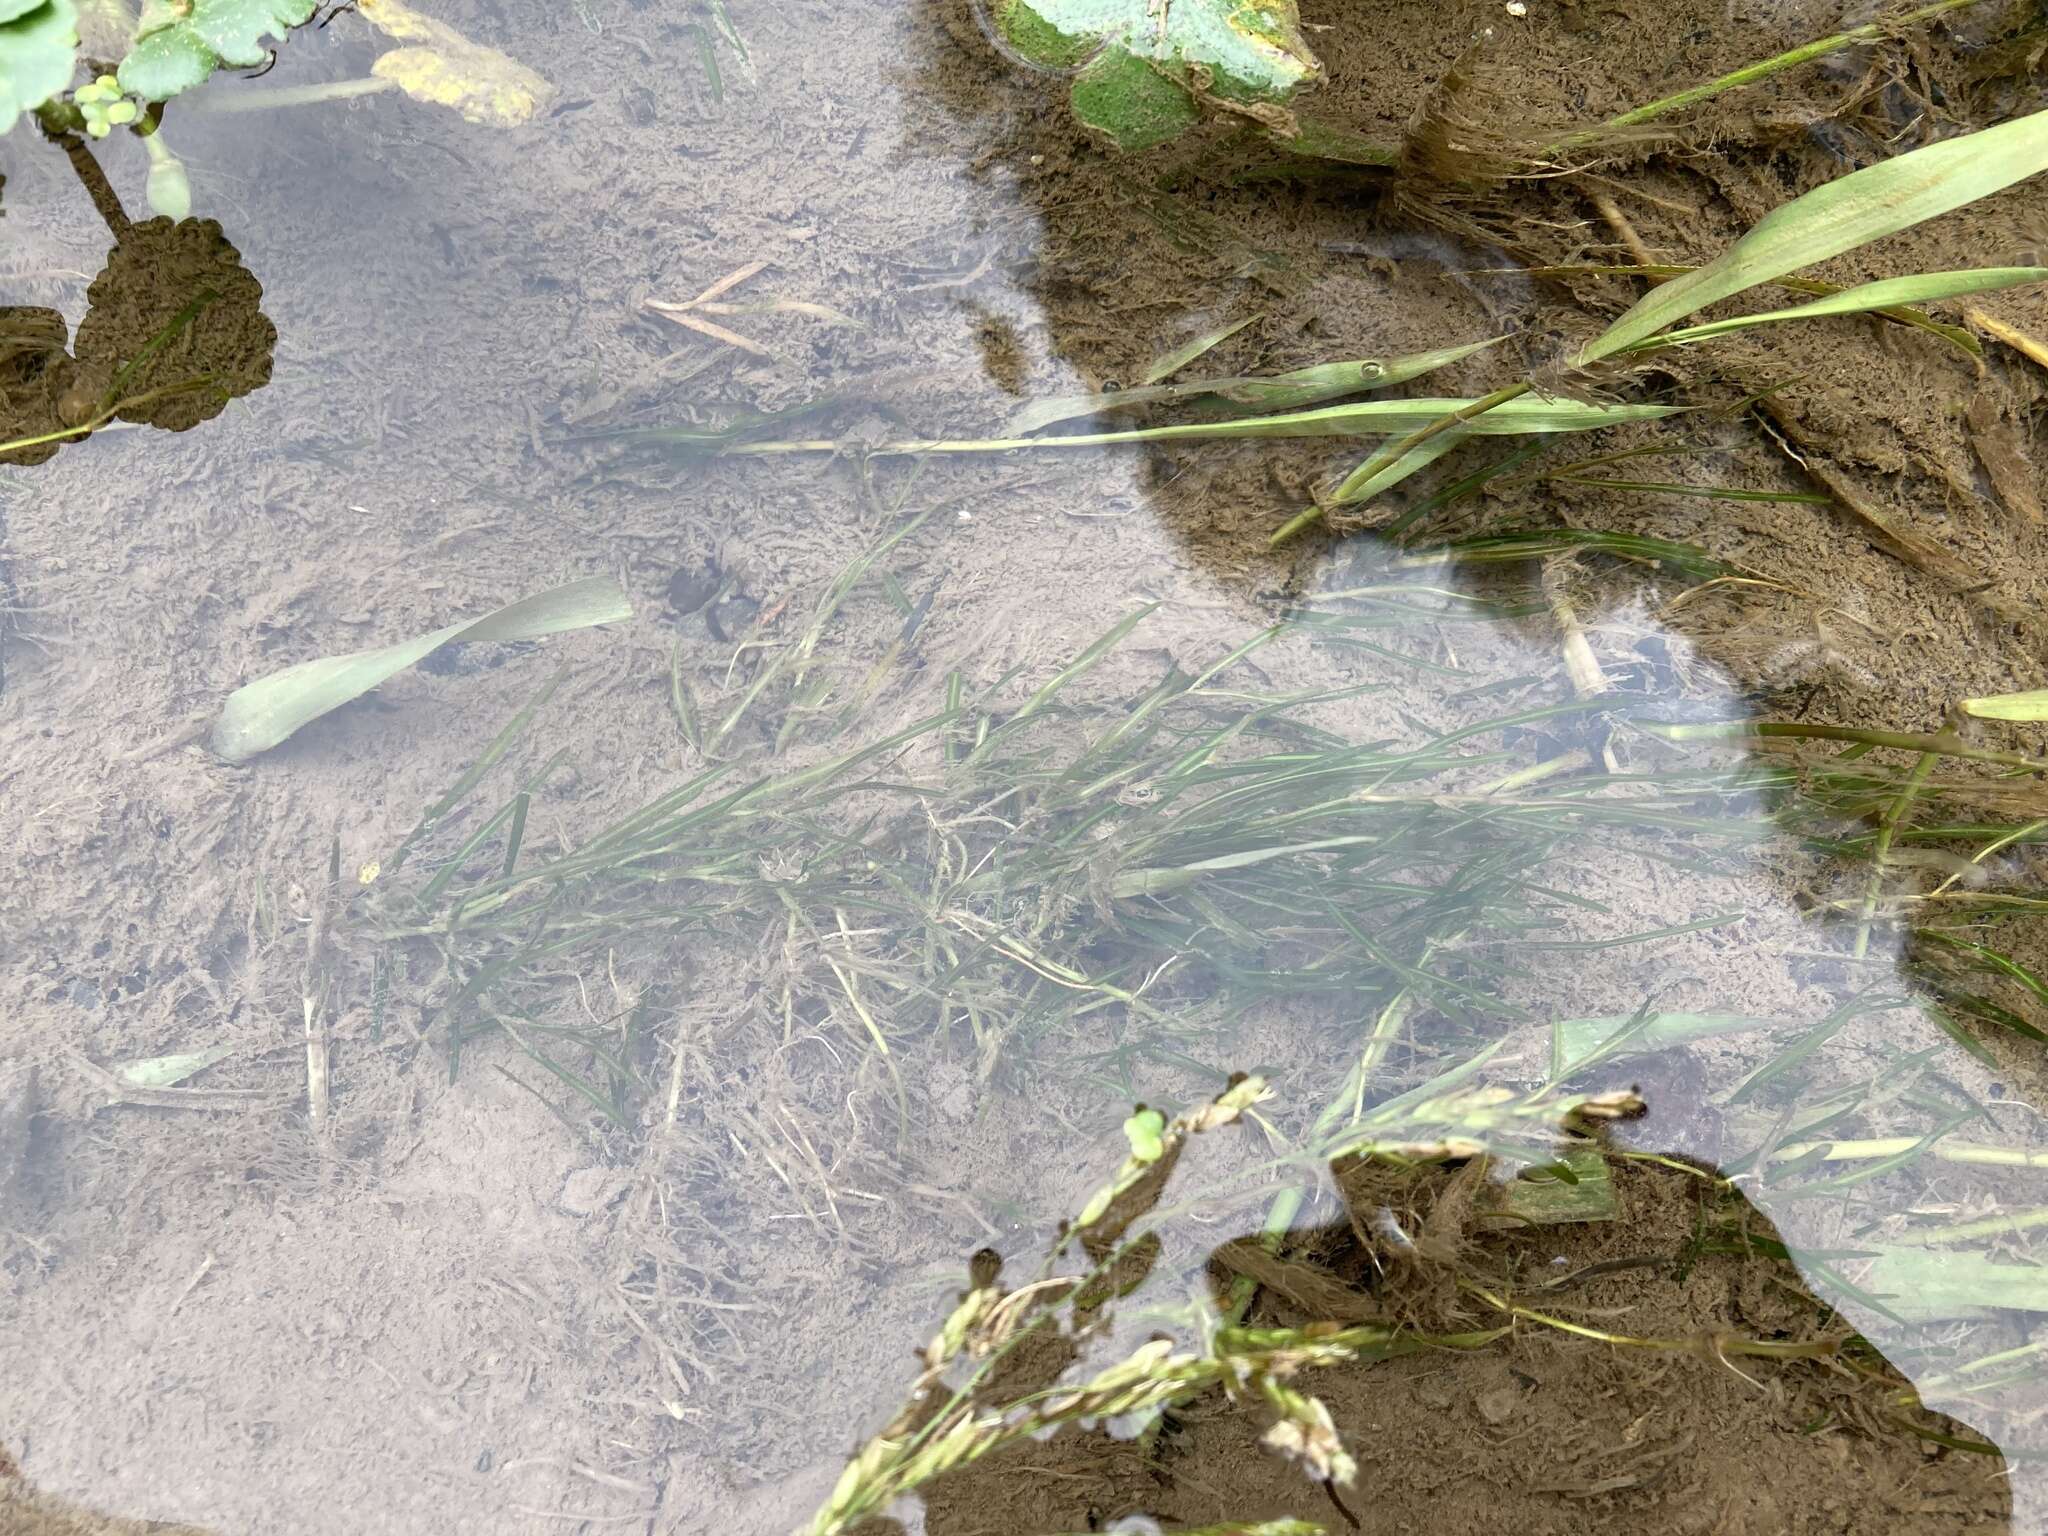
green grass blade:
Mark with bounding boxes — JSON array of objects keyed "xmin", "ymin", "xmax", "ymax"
[
  {"xmin": 966, "ymin": 396, "xmax": 1684, "ymax": 451},
  {"xmin": 1141, "ymin": 313, "xmax": 1261, "ymax": 384},
  {"xmin": 1646, "ymin": 267, "xmax": 2048, "ymax": 348},
  {"xmin": 384, "ymin": 667, "xmax": 570, "ymax": 874},
  {"xmin": 1580, "ymin": 108, "xmax": 2048, "ymax": 364},
  {"xmin": 1269, "ymin": 431, "xmax": 1469, "ymax": 544},
  {"xmin": 1008, "ymin": 604, "xmax": 1160, "ymax": 728},
  {"xmin": 1962, "ymin": 688, "xmax": 2048, "ymax": 722},
  {"xmin": 1005, "ymin": 339, "xmax": 1504, "ymax": 434}
]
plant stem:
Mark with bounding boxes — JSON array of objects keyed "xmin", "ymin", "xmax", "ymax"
[
  {"xmin": 190, "ymin": 77, "xmax": 399, "ymax": 112},
  {"xmin": 0, "ymin": 379, "xmax": 217, "ymax": 458},
  {"xmin": 49, "ymin": 128, "xmax": 131, "ymax": 237},
  {"xmin": 1854, "ymin": 750, "xmax": 1935, "ymax": 960}
]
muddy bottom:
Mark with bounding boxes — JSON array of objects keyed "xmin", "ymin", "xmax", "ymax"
[{"xmin": 3, "ymin": 0, "xmax": 2047, "ymax": 1533}]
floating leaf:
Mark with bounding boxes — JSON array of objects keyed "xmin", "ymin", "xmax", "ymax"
[
  {"xmin": 115, "ymin": 1043, "xmax": 233, "ymax": 1088},
  {"xmin": 991, "ymin": 0, "xmax": 1319, "ymax": 150},
  {"xmin": 359, "ymin": 0, "xmax": 552, "ymax": 126},
  {"xmin": 0, "ymin": 0, "xmax": 78, "ymax": 135},
  {"xmin": 210, "ymin": 575, "xmax": 632, "ymax": 762},
  {"xmin": 119, "ymin": 0, "xmax": 315, "ymax": 102}
]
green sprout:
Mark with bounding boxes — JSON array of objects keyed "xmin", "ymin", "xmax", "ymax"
[
  {"xmin": 73, "ymin": 74, "xmax": 137, "ymax": 138},
  {"xmin": 1123, "ymin": 1106, "xmax": 1168, "ymax": 1163}
]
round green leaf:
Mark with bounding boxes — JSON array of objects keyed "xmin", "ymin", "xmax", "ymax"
[
  {"xmin": 187, "ymin": 0, "xmax": 314, "ymax": 68},
  {"xmin": 0, "ymin": 0, "xmax": 78, "ymax": 134},
  {"xmin": 990, "ymin": 0, "xmax": 1092, "ymax": 69},
  {"xmin": 118, "ymin": 25, "xmax": 215, "ymax": 100},
  {"xmin": 993, "ymin": 0, "xmax": 1317, "ymax": 150},
  {"xmin": 998, "ymin": 0, "xmax": 1317, "ymax": 95}
]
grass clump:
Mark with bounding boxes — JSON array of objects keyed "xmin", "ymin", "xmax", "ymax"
[
  {"xmin": 362, "ymin": 533, "xmax": 1788, "ymax": 1112},
  {"xmin": 342, "ymin": 518, "xmax": 2048, "ymax": 1505}
]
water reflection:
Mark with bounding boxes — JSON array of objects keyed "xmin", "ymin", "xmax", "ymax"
[
  {"xmin": 1, "ymin": 132, "xmax": 274, "ymax": 466},
  {"xmin": 837, "ymin": 1114, "xmax": 2017, "ymax": 1535}
]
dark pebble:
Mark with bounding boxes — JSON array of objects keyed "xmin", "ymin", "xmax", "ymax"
[{"xmin": 666, "ymin": 558, "xmax": 722, "ymax": 616}]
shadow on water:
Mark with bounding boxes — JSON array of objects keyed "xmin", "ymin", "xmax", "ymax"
[{"xmin": 0, "ymin": 136, "xmax": 276, "ymax": 469}]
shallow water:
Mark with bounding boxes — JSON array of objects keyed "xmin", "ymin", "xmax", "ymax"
[{"xmin": 4, "ymin": 1, "xmax": 2048, "ymax": 1532}]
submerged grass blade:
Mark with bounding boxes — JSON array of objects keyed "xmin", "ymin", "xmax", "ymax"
[
  {"xmin": 894, "ymin": 396, "xmax": 1683, "ymax": 454},
  {"xmin": 1141, "ymin": 314, "xmax": 1261, "ymax": 384},
  {"xmin": 1005, "ymin": 338, "xmax": 1502, "ymax": 435}
]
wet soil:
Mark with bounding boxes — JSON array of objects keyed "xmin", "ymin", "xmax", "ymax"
[
  {"xmin": 2, "ymin": 0, "xmax": 2046, "ymax": 1532},
  {"xmin": 904, "ymin": 1162, "xmax": 2013, "ymax": 1536}
]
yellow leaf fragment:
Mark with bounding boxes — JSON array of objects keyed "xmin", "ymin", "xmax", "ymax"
[
  {"xmin": 358, "ymin": 0, "xmax": 553, "ymax": 126},
  {"xmin": 1962, "ymin": 690, "xmax": 2048, "ymax": 723}
]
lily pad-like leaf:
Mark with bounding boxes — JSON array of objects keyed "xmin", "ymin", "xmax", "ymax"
[
  {"xmin": 992, "ymin": 0, "xmax": 1319, "ymax": 150},
  {"xmin": 118, "ymin": 0, "xmax": 315, "ymax": 102},
  {"xmin": 210, "ymin": 575, "xmax": 632, "ymax": 763},
  {"xmin": 0, "ymin": 0, "xmax": 78, "ymax": 135},
  {"xmin": 358, "ymin": 0, "xmax": 552, "ymax": 126}
]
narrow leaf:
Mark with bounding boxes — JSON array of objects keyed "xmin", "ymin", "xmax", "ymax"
[
  {"xmin": 957, "ymin": 395, "xmax": 1681, "ymax": 454},
  {"xmin": 1646, "ymin": 267, "xmax": 2048, "ymax": 349},
  {"xmin": 1581, "ymin": 108, "xmax": 2048, "ymax": 364},
  {"xmin": 1006, "ymin": 338, "xmax": 1501, "ymax": 435},
  {"xmin": 1140, "ymin": 313, "xmax": 1259, "ymax": 385},
  {"xmin": 1859, "ymin": 1247, "xmax": 2048, "ymax": 1321},
  {"xmin": 116, "ymin": 1043, "xmax": 234, "ymax": 1088},
  {"xmin": 1963, "ymin": 689, "xmax": 2048, "ymax": 723}
]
